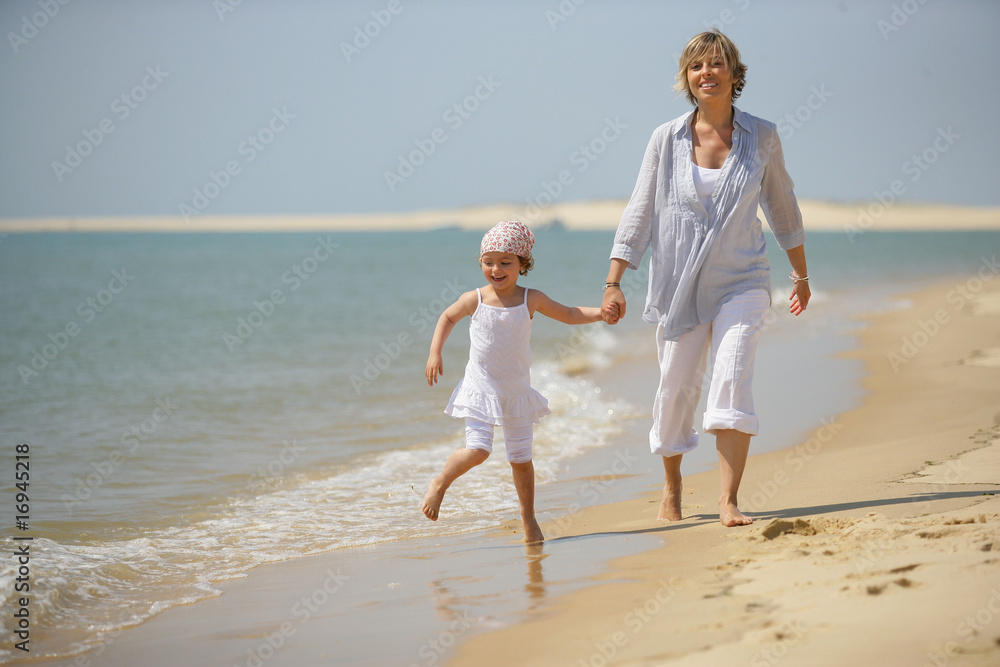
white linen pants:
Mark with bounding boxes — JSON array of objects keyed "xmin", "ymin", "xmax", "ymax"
[{"xmin": 649, "ymin": 289, "xmax": 770, "ymax": 457}]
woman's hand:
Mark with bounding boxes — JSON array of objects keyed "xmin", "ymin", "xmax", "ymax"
[
  {"xmin": 602, "ymin": 286, "xmax": 626, "ymax": 324},
  {"xmin": 789, "ymin": 280, "xmax": 810, "ymax": 316},
  {"xmin": 784, "ymin": 247, "xmax": 809, "ymax": 316}
]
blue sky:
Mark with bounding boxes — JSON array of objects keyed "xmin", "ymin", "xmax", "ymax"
[{"xmin": 1, "ymin": 0, "xmax": 998, "ymax": 220}]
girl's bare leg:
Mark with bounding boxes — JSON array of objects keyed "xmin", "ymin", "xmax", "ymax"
[
  {"xmin": 510, "ymin": 460, "xmax": 543, "ymax": 544},
  {"xmin": 422, "ymin": 448, "xmax": 490, "ymax": 520}
]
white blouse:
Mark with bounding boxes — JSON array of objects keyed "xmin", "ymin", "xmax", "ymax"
[{"xmin": 611, "ymin": 107, "xmax": 806, "ymax": 340}]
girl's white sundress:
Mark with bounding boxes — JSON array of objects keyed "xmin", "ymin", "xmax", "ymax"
[{"xmin": 444, "ymin": 288, "xmax": 551, "ymax": 425}]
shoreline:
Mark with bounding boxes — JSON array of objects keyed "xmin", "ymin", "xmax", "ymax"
[
  {"xmin": 16, "ymin": 269, "xmax": 858, "ymax": 666},
  {"xmin": 450, "ymin": 274, "xmax": 1000, "ymax": 665},
  {"xmin": 1, "ymin": 199, "xmax": 998, "ymax": 233}
]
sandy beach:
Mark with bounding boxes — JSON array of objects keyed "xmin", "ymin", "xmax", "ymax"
[
  {"xmin": 24, "ymin": 248, "xmax": 1000, "ymax": 666},
  {"xmin": 1, "ymin": 199, "xmax": 998, "ymax": 233},
  {"xmin": 450, "ymin": 267, "xmax": 1000, "ymax": 665}
]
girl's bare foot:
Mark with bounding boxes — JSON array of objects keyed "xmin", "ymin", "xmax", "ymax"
[
  {"xmin": 421, "ymin": 477, "xmax": 446, "ymax": 521},
  {"xmin": 719, "ymin": 502, "xmax": 753, "ymax": 527},
  {"xmin": 657, "ymin": 481, "xmax": 683, "ymax": 521},
  {"xmin": 522, "ymin": 516, "xmax": 544, "ymax": 544}
]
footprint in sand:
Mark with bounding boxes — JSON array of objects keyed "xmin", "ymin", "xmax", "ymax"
[
  {"xmin": 961, "ymin": 347, "xmax": 1000, "ymax": 368},
  {"xmin": 759, "ymin": 518, "xmax": 818, "ymax": 540}
]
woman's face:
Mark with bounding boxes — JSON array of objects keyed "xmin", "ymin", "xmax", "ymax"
[{"xmin": 686, "ymin": 51, "xmax": 733, "ymax": 105}]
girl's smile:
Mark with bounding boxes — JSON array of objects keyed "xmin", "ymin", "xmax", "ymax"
[{"xmin": 480, "ymin": 252, "xmax": 521, "ymax": 291}]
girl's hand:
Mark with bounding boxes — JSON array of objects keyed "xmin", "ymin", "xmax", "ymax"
[
  {"xmin": 789, "ymin": 280, "xmax": 810, "ymax": 316},
  {"xmin": 425, "ymin": 355, "xmax": 444, "ymax": 386},
  {"xmin": 603, "ymin": 301, "xmax": 620, "ymax": 323}
]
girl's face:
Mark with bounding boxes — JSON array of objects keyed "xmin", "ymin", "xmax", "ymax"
[
  {"xmin": 480, "ymin": 252, "xmax": 521, "ymax": 290},
  {"xmin": 687, "ymin": 50, "xmax": 733, "ymax": 105}
]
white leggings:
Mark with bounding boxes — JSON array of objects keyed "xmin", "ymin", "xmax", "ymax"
[
  {"xmin": 465, "ymin": 417, "xmax": 534, "ymax": 463},
  {"xmin": 650, "ymin": 289, "xmax": 771, "ymax": 457}
]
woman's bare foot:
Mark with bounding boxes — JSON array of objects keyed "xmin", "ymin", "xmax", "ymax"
[
  {"xmin": 421, "ymin": 476, "xmax": 446, "ymax": 521},
  {"xmin": 719, "ymin": 501, "xmax": 753, "ymax": 527},
  {"xmin": 522, "ymin": 516, "xmax": 544, "ymax": 544},
  {"xmin": 657, "ymin": 481, "xmax": 683, "ymax": 522}
]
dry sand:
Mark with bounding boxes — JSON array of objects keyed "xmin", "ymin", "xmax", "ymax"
[
  {"xmin": 450, "ymin": 272, "xmax": 1000, "ymax": 666},
  {"xmin": 1, "ymin": 199, "xmax": 998, "ymax": 233}
]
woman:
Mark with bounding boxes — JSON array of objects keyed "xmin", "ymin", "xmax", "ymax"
[{"xmin": 601, "ymin": 30, "xmax": 810, "ymax": 527}]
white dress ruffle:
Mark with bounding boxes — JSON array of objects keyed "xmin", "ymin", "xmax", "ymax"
[
  {"xmin": 445, "ymin": 380, "xmax": 550, "ymax": 425},
  {"xmin": 444, "ymin": 288, "xmax": 551, "ymax": 425}
]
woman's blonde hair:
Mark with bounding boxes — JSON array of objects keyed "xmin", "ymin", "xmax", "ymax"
[{"xmin": 673, "ymin": 29, "xmax": 747, "ymax": 106}]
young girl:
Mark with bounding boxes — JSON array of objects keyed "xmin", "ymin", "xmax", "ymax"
[{"xmin": 421, "ymin": 220, "xmax": 615, "ymax": 544}]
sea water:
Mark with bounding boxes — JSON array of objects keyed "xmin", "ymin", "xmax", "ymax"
[{"xmin": 0, "ymin": 228, "xmax": 997, "ymax": 661}]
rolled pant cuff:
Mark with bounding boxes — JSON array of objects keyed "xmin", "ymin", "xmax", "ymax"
[
  {"xmin": 649, "ymin": 430, "xmax": 698, "ymax": 457},
  {"xmin": 703, "ymin": 409, "xmax": 758, "ymax": 436}
]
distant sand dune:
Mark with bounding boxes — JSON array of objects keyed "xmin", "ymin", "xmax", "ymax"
[{"xmin": 1, "ymin": 199, "xmax": 998, "ymax": 233}]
